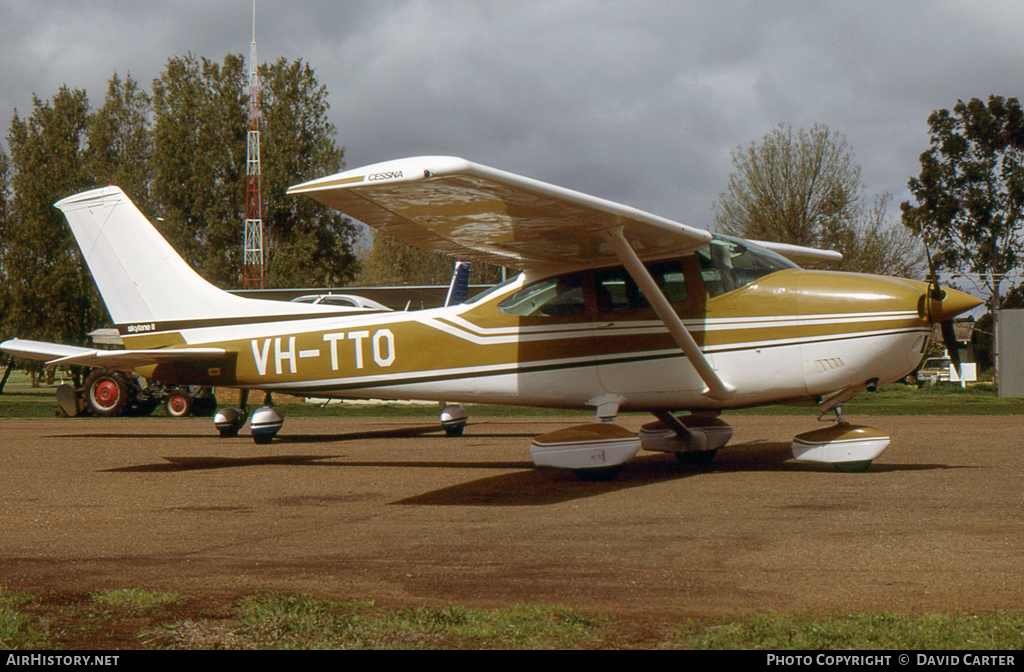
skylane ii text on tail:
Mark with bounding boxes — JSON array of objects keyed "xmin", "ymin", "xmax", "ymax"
[{"xmin": 1, "ymin": 156, "xmax": 980, "ymax": 480}]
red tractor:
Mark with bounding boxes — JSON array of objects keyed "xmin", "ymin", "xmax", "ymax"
[{"xmin": 60, "ymin": 367, "xmax": 217, "ymax": 418}]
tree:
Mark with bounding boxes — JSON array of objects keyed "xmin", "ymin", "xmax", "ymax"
[
  {"xmin": 900, "ymin": 95, "xmax": 1024, "ymax": 314},
  {"xmin": 827, "ymin": 194, "xmax": 924, "ymax": 278},
  {"xmin": 358, "ymin": 232, "xmax": 459, "ymax": 286},
  {"xmin": 258, "ymin": 57, "xmax": 357, "ymax": 287},
  {"xmin": 3, "ymin": 87, "xmax": 102, "ymax": 345},
  {"xmin": 356, "ymin": 232, "xmax": 509, "ymax": 287},
  {"xmin": 715, "ymin": 123, "xmax": 922, "ymax": 276},
  {"xmin": 0, "ymin": 53, "xmax": 360, "ymax": 352},
  {"xmin": 151, "ymin": 54, "xmax": 248, "ymax": 288},
  {"xmin": 150, "ymin": 54, "xmax": 360, "ymax": 289},
  {"xmin": 715, "ymin": 123, "xmax": 862, "ymax": 247},
  {"xmin": 0, "ymin": 145, "xmax": 11, "ymax": 341},
  {"xmin": 87, "ymin": 73, "xmax": 153, "ymax": 210}
]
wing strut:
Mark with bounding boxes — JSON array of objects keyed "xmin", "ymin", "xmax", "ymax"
[{"xmin": 603, "ymin": 227, "xmax": 735, "ymax": 401}]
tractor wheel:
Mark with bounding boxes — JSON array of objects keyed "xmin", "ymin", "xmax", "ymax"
[
  {"xmin": 165, "ymin": 392, "xmax": 193, "ymax": 418},
  {"xmin": 84, "ymin": 369, "xmax": 130, "ymax": 417}
]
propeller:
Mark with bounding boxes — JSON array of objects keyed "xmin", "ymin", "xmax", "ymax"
[{"xmin": 924, "ymin": 244, "xmax": 963, "ymax": 378}]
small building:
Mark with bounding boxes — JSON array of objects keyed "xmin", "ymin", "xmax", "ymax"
[{"xmin": 997, "ymin": 308, "xmax": 1024, "ymax": 398}]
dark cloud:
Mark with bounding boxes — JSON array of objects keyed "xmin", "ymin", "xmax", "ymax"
[{"xmin": 2, "ymin": 1, "xmax": 1023, "ymax": 229}]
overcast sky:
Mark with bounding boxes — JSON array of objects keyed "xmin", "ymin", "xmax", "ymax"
[{"xmin": 2, "ymin": 0, "xmax": 1022, "ymax": 231}]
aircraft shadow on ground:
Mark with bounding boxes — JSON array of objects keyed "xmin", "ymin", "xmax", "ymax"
[
  {"xmin": 99, "ymin": 433, "xmax": 963, "ymax": 505},
  {"xmin": 397, "ymin": 442, "xmax": 967, "ymax": 507}
]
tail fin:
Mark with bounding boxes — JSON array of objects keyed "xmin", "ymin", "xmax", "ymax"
[
  {"xmin": 444, "ymin": 260, "xmax": 471, "ymax": 307},
  {"xmin": 56, "ymin": 187, "xmax": 313, "ymax": 325}
]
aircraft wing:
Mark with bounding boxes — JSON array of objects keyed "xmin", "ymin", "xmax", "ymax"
[
  {"xmin": 288, "ymin": 156, "xmax": 714, "ymax": 271},
  {"xmin": 1, "ymin": 339, "xmax": 230, "ymax": 369}
]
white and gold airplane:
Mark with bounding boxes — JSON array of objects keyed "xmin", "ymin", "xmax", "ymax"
[{"xmin": 1, "ymin": 156, "xmax": 981, "ymax": 479}]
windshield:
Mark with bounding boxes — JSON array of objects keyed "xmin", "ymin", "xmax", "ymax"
[{"xmin": 697, "ymin": 234, "xmax": 796, "ymax": 297}]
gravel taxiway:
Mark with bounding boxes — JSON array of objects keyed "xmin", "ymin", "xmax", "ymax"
[{"xmin": 1, "ymin": 414, "xmax": 1022, "ymax": 617}]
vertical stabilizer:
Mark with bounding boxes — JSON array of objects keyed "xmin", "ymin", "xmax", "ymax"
[{"xmin": 55, "ymin": 187, "xmax": 316, "ymax": 325}]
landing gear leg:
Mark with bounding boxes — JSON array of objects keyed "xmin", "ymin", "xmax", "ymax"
[{"xmin": 638, "ymin": 411, "xmax": 732, "ymax": 465}]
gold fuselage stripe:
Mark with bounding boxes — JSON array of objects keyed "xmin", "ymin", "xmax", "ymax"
[{"xmin": 127, "ymin": 267, "xmax": 934, "ymax": 402}]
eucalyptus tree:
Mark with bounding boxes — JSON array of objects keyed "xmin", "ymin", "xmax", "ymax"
[
  {"xmin": 3, "ymin": 87, "xmax": 101, "ymax": 344},
  {"xmin": 901, "ymin": 95, "xmax": 1024, "ymax": 315},
  {"xmin": 151, "ymin": 53, "xmax": 248, "ymax": 288},
  {"xmin": 258, "ymin": 57, "xmax": 357, "ymax": 288},
  {"xmin": 87, "ymin": 73, "xmax": 153, "ymax": 211}
]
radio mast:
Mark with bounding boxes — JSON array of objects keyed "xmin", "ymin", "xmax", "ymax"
[{"xmin": 243, "ymin": 0, "xmax": 265, "ymax": 289}]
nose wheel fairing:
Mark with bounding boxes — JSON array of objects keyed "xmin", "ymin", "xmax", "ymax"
[{"xmin": 791, "ymin": 422, "xmax": 891, "ymax": 472}]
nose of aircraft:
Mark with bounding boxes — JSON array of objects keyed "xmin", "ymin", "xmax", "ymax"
[{"xmin": 922, "ymin": 286, "xmax": 984, "ymax": 324}]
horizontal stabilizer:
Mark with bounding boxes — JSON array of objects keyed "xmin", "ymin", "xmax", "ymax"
[
  {"xmin": 1, "ymin": 339, "xmax": 95, "ymax": 362},
  {"xmin": 1, "ymin": 338, "xmax": 229, "ymax": 370}
]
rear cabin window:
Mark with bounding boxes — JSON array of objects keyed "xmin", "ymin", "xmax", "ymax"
[{"xmin": 497, "ymin": 260, "xmax": 692, "ymax": 318}]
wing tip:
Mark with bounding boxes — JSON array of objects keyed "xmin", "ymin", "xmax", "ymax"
[{"xmin": 288, "ymin": 156, "xmax": 474, "ymax": 195}]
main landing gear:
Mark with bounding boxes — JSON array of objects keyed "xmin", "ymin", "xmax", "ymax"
[
  {"xmin": 528, "ymin": 395, "xmax": 732, "ymax": 481},
  {"xmin": 214, "ymin": 396, "xmax": 472, "ymax": 444},
  {"xmin": 214, "ymin": 390, "xmax": 284, "ymax": 444},
  {"xmin": 439, "ymin": 402, "xmax": 468, "ymax": 437}
]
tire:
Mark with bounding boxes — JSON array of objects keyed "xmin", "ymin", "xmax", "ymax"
[
  {"xmin": 833, "ymin": 460, "xmax": 873, "ymax": 473},
  {"xmin": 573, "ymin": 466, "xmax": 622, "ymax": 482},
  {"xmin": 675, "ymin": 449, "xmax": 717, "ymax": 466},
  {"xmin": 84, "ymin": 369, "xmax": 130, "ymax": 417},
  {"xmin": 190, "ymin": 394, "xmax": 218, "ymax": 417},
  {"xmin": 165, "ymin": 392, "xmax": 192, "ymax": 418},
  {"xmin": 444, "ymin": 423, "xmax": 466, "ymax": 437}
]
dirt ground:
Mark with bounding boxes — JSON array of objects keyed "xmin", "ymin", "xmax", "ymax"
[{"xmin": 0, "ymin": 413, "xmax": 1022, "ymax": 619}]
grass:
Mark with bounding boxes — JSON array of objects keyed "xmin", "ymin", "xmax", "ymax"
[
  {"xmin": 3, "ymin": 587, "xmax": 1024, "ymax": 649},
  {"xmin": 727, "ymin": 381, "xmax": 1024, "ymax": 417},
  {"xmin": 668, "ymin": 612, "xmax": 1024, "ymax": 650},
  {"xmin": 0, "ymin": 589, "xmax": 52, "ymax": 649},
  {"xmin": 90, "ymin": 588, "xmax": 184, "ymax": 614}
]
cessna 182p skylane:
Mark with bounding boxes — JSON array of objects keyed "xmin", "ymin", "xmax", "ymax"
[{"xmin": 1, "ymin": 156, "xmax": 980, "ymax": 479}]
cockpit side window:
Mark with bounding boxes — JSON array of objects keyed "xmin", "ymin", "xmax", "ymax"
[
  {"xmin": 595, "ymin": 260, "xmax": 689, "ymax": 313},
  {"xmin": 697, "ymin": 235, "xmax": 796, "ymax": 298}
]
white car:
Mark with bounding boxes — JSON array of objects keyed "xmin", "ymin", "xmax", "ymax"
[
  {"xmin": 916, "ymin": 357, "xmax": 952, "ymax": 384},
  {"xmin": 289, "ymin": 293, "xmax": 392, "ymax": 311}
]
